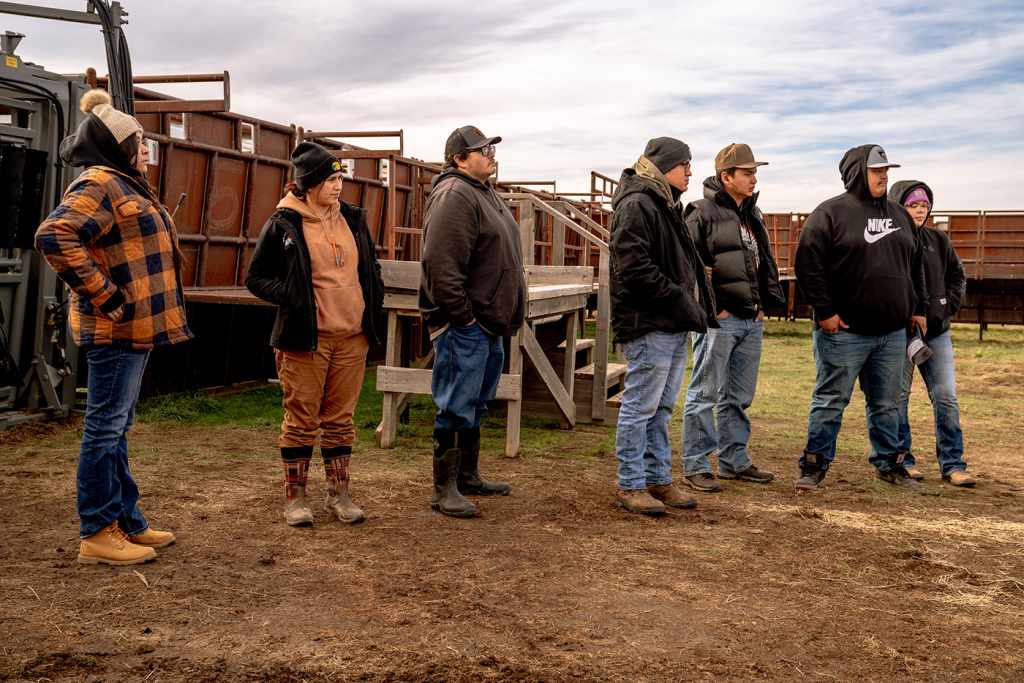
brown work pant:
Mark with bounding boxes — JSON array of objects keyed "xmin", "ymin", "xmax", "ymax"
[{"xmin": 275, "ymin": 333, "xmax": 369, "ymax": 450}]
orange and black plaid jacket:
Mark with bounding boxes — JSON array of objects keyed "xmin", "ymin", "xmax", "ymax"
[{"xmin": 35, "ymin": 166, "xmax": 193, "ymax": 349}]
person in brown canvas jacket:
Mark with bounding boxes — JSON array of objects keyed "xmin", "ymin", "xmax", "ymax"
[{"xmin": 247, "ymin": 142, "xmax": 385, "ymax": 527}]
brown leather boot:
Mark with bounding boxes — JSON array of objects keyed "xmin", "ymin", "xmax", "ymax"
[
  {"xmin": 78, "ymin": 522, "xmax": 157, "ymax": 566},
  {"xmin": 648, "ymin": 484, "xmax": 697, "ymax": 509},
  {"xmin": 282, "ymin": 447, "xmax": 314, "ymax": 527},
  {"xmin": 129, "ymin": 528, "xmax": 176, "ymax": 548},
  {"xmin": 323, "ymin": 445, "xmax": 365, "ymax": 524},
  {"xmin": 616, "ymin": 489, "xmax": 666, "ymax": 516}
]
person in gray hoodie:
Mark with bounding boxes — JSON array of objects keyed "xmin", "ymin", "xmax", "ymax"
[{"xmin": 888, "ymin": 180, "xmax": 974, "ymax": 487}]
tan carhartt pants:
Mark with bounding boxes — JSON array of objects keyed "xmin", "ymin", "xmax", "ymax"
[{"xmin": 275, "ymin": 333, "xmax": 369, "ymax": 449}]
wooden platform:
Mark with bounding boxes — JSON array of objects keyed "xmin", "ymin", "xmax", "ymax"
[{"xmin": 376, "ymin": 194, "xmax": 616, "ymax": 456}]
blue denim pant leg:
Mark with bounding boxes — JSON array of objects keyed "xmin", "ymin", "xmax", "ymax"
[
  {"xmin": 643, "ymin": 333, "xmax": 689, "ymax": 487},
  {"xmin": 896, "ymin": 347, "xmax": 916, "ymax": 457},
  {"xmin": 616, "ymin": 331, "xmax": 688, "ymax": 490},
  {"xmin": 77, "ymin": 346, "xmax": 151, "ymax": 538},
  {"xmin": 916, "ymin": 331, "xmax": 966, "ymax": 474},
  {"xmin": 717, "ymin": 318, "xmax": 763, "ymax": 474},
  {"xmin": 682, "ymin": 325, "xmax": 731, "ymax": 475},
  {"xmin": 803, "ymin": 330, "xmax": 872, "ymax": 471},
  {"xmin": 432, "ymin": 323, "xmax": 502, "ymax": 432},
  {"xmin": 858, "ymin": 329, "xmax": 907, "ymax": 472}
]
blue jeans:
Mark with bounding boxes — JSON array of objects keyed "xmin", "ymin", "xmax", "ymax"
[
  {"xmin": 431, "ymin": 323, "xmax": 504, "ymax": 431},
  {"xmin": 615, "ymin": 331, "xmax": 689, "ymax": 490},
  {"xmin": 801, "ymin": 328, "xmax": 906, "ymax": 473},
  {"xmin": 78, "ymin": 345, "xmax": 151, "ymax": 539},
  {"xmin": 897, "ymin": 331, "xmax": 966, "ymax": 474},
  {"xmin": 683, "ymin": 315, "xmax": 763, "ymax": 475}
]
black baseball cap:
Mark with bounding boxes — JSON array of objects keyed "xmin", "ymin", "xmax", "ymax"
[{"xmin": 444, "ymin": 125, "xmax": 502, "ymax": 159}]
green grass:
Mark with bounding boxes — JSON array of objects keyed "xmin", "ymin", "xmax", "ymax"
[{"xmin": 135, "ymin": 320, "xmax": 1024, "ymax": 461}]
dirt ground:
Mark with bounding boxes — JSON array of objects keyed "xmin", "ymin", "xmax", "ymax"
[{"xmin": 2, "ymin": 325, "xmax": 1024, "ymax": 681}]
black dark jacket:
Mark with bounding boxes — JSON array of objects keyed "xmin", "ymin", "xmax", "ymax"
[
  {"xmin": 418, "ymin": 168, "xmax": 525, "ymax": 337},
  {"xmin": 609, "ymin": 162, "xmax": 717, "ymax": 344},
  {"xmin": 245, "ymin": 201, "xmax": 385, "ymax": 351},
  {"xmin": 684, "ymin": 176, "xmax": 785, "ymax": 318},
  {"xmin": 795, "ymin": 144, "xmax": 928, "ymax": 335},
  {"xmin": 889, "ymin": 180, "xmax": 965, "ymax": 340}
]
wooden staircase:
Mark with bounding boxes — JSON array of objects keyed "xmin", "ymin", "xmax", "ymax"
[{"xmin": 522, "ymin": 321, "xmax": 625, "ymax": 426}]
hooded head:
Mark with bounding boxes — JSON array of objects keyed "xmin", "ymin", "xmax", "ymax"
[
  {"xmin": 60, "ymin": 89, "xmax": 146, "ymax": 182},
  {"xmin": 889, "ymin": 180, "xmax": 934, "ymax": 227},
  {"xmin": 839, "ymin": 144, "xmax": 900, "ymax": 202}
]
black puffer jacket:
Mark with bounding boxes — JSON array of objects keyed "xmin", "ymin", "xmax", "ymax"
[
  {"xmin": 245, "ymin": 201, "xmax": 385, "ymax": 351},
  {"xmin": 889, "ymin": 180, "xmax": 965, "ymax": 340},
  {"xmin": 684, "ymin": 176, "xmax": 785, "ymax": 318},
  {"xmin": 609, "ymin": 158, "xmax": 717, "ymax": 344}
]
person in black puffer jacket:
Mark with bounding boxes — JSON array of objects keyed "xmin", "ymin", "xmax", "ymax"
[
  {"xmin": 888, "ymin": 180, "xmax": 974, "ymax": 487},
  {"xmin": 681, "ymin": 144, "xmax": 784, "ymax": 493},
  {"xmin": 609, "ymin": 136, "xmax": 716, "ymax": 516}
]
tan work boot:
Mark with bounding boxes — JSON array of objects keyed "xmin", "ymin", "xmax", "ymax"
[
  {"xmin": 129, "ymin": 528, "xmax": 176, "ymax": 548},
  {"xmin": 904, "ymin": 465, "xmax": 925, "ymax": 480},
  {"xmin": 616, "ymin": 489, "xmax": 666, "ymax": 516},
  {"xmin": 323, "ymin": 448, "xmax": 365, "ymax": 524},
  {"xmin": 78, "ymin": 522, "xmax": 157, "ymax": 566},
  {"xmin": 943, "ymin": 470, "xmax": 977, "ymax": 487},
  {"xmin": 282, "ymin": 452, "xmax": 314, "ymax": 527},
  {"xmin": 648, "ymin": 484, "xmax": 697, "ymax": 509}
]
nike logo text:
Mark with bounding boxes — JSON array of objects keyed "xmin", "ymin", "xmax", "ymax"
[{"xmin": 864, "ymin": 218, "xmax": 901, "ymax": 244}]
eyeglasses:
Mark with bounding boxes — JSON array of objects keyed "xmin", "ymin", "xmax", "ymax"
[{"xmin": 474, "ymin": 144, "xmax": 496, "ymax": 159}]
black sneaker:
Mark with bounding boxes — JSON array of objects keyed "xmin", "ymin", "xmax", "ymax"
[
  {"xmin": 877, "ymin": 467, "xmax": 920, "ymax": 488},
  {"xmin": 794, "ymin": 468, "xmax": 826, "ymax": 490},
  {"xmin": 719, "ymin": 465, "xmax": 775, "ymax": 483},
  {"xmin": 683, "ymin": 472, "xmax": 723, "ymax": 493}
]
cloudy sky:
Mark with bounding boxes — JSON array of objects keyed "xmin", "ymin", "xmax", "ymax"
[{"xmin": 5, "ymin": 0, "xmax": 1022, "ymax": 211}]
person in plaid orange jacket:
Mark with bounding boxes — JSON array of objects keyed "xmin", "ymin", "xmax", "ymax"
[{"xmin": 35, "ymin": 89, "xmax": 192, "ymax": 566}]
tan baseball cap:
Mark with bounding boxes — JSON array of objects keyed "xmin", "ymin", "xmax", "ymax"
[{"xmin": 715, "ymin": 143, "xmax": 769, "ymax": 172}]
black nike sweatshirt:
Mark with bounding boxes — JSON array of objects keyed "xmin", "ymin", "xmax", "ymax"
[{"xmin": 795, "ymin": 144, "xmax": 928, "ymax": 335}]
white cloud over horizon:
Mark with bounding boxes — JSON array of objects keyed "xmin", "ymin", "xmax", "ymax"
[{"xmin": 4, "ymin": 0, "xmax": 1022, "ymax": 211}]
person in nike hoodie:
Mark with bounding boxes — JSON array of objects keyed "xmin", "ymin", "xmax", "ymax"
[
  {"xmin": 793, "ymin": 144, "xmax": 928, "ymax": 490},
  {"xmin": 888, "ymin": 180, "xmax": 975, "ymax": 487}
]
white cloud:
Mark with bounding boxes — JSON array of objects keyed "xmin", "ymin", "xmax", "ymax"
[{"xmin": 4, "ymin": 0, "xmax": 1021, "ymax": 210}]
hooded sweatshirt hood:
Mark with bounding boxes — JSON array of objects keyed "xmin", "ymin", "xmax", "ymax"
[
  {"xmin": 277, "ymin": 191, "xmax": 334, "ymax": 223},
  {"xmin": 840, "ymin": 143, "xmax": 883, "ymax": 202},
  {"xmin": 60, "ymin": 114, "xmax": 148, "ymax": 192},
  {"xmin": 889, "ymin": 180, "xmax": 934, "ymax": 222},
  {"xmin": 613, "ymin": 155, "xmax": 679, "ymax": 210},
  {"xmin": 701, "ymin": 175, "xmax": 760, "ymax": 212}
]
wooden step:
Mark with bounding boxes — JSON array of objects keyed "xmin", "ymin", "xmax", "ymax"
[
  {"xmin": 558, "ymin": 338, "xmax": 596, "ymax": 352},
  {"xmin": 575, "ymin": 362, "xmax": 626, "ymax": 384}
]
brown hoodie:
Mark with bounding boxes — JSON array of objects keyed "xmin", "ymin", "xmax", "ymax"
[{"xmin": 276, "ymin": 192, "xmax": 364, "ymax": 336}]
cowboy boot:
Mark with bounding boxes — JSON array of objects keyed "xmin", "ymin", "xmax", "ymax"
[
  {"xmin": 322, "ymin": 445, "xmax": 365, "ymax": 524},
  {"xmin": 457, "ymin": 427, "xmax": 510, "ymax": 496},
  {"xmin": 282, "ymin": 446, "xmax": 314, "ymax": 526},
  {"xmin": 431, "ymin": 428, "xmax": 478, "ymax": 518}
]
